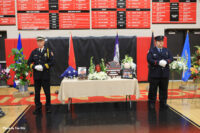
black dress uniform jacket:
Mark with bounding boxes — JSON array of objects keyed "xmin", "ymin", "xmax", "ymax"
[
  {"xmin": 28, "ymin": 46, "xmax": 54, "ymax": 80},
  {"xmin": 147, "ymin": 47, "xmax": 173, "ymax": 78}
]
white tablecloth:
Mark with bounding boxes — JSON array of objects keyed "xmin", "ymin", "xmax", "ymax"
[{"xmin": 58, "ymin": 78, "xmax": 140, "ymax": 102}]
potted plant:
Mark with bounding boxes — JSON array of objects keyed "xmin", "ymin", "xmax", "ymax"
[
  {"xmin": 0, "ymin": 64, "xmax": 10, "ymax": 86},
  {"xmin": 88, "ymin": 57, "xmax": 108, "ymax": 80},
  {"xmin": 121, "ymin": 55, "xmax": 137, "ymax": 78},
  {"xmin": 191, "ymin": 46, "xmax": 200, "ymax": 83},
  {"xmin": 8, "ymin": 48, "xmax": 32, "ymax": 92}
]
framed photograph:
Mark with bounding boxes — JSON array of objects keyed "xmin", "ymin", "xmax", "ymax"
[
  {"xmin": 121, "ymin": 69, "xmax": 134, "ymax": 79},
  {"xmin": 106, "ymin": 61, "xmax": 121, "ymax": 78},
  {"xmin": 78, "ymin": 67, "xmax": 87, "ymax": 79}
]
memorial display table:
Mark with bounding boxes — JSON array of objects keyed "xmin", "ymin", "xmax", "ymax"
[{"xmin": 58, "ymin": 77, "xmax": 140, "ymax": 110}]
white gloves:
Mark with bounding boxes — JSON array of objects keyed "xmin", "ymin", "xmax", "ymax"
[
  {"xmin": 159, "ymin": 60, "xmax": 167, "ymax": 67},
  {"xmin": 35, "ymin": 65, "xmax": 43, "ymax": 71}
]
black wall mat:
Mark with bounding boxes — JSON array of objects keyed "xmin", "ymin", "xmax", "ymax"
[{"xmin": 0, "ymin": 31, "xmax": 7, "ymax": 61}]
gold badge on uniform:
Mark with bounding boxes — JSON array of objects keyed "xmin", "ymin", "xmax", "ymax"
[{"xmin": 44, "ymin": 53, "xmax": 47, "ymax": 57}]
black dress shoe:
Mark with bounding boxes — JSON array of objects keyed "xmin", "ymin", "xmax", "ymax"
[
  {"xmin": 160, "ymin": 103, "xmax": 169, "ymax": 110},
  {"xmin": 148, "ymin": 103, "xmax": 155, "ymax": 110},
  {"xmin": 46, "ymin": 108, "xmax": 51, "ymax": 113},
  {"xmin": 33, "ymin": 109, "xmax": 42, "ymax": 115}
]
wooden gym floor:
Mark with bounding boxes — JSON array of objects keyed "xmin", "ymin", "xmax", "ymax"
[{"xmin": 0, "ymin": 81, "xmax": 199, "ymax": 133}]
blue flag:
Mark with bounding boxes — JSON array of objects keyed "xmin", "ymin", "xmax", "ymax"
[
  {"xmin": 181, "ymin": 33, "xmax": 191, "ymax": 82},
  {"xmin": 17, "ymin": 33, "xmax": 23, "ymax": 54},
  {"xmin": 113, "ymin": 34, "xmax": 120, "ymax": 62},
  {"xmin": 13, "ymin": 81, "xmax": 17, "ymax": 88}
]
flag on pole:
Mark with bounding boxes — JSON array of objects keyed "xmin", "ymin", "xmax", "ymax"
[
  {"xmin": 181, "ymin": 32, "xmax": 191, "ymax": 82},
  {"xmin": 68, "ymin": 34, "xmax": 76, "ymax": 70},
  {"xmin": 113, "ymin": 34, "xmax": 120, "ymax": 62},
  {"xmin": 148, "ymin": 32, "xmax": 154, "ymax": 81},
  {"xmin": 17, "ymin": 33, "xmax": 23, "ymax": 54},
  {"xmin": 150, "ymin": 32, "xmax": 154, "ymax": 50}
]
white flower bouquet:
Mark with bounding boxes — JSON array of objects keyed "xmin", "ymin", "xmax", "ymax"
[
  {"xmin": 88, "ymin": 72, "xmax": 108, "ymax": 80},
  {"xmin": 121, "ymin": 55, "xmax": 136, "ymax": 70},
  {"xmin": 169, "ymin": 57, "xmax": 187, "ymax": 72}
]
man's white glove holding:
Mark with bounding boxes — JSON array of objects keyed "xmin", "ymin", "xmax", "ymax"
[
  {"xmin": 159, "ymin": 60, "xmax": 167, "ymax": 67},
  {"xmin": 35, "ymin": 65, "xmax": 43, "ymax": 71}
]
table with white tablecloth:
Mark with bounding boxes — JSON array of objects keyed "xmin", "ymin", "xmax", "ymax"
[{"xmin": 58, "ymin": 78, "xmax": 140, "ymax": 109}]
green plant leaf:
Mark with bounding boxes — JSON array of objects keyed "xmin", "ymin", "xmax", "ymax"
[{"xmin": 9, "ymin": 64, "xmax": 15, "ymax": 68}]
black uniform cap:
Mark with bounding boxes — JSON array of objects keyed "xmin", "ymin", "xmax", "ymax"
[{"xmin": 155, "ymin": 36, "xmax": 164, "ymax": 41}]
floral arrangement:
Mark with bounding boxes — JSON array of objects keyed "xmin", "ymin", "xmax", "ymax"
[
  {"xmin": 0, "ymin": 64, "xmax": 10, "ymax": 82},
  {"xmin": 88, "ymin": 71, "xmax": 108, "ymax": 80},
  {"xmin": 169, "ymin": 57, "xmax": 187, "ymax": 73},
  {"xmin": 9, "ymin": 48, "xmax": 32, "ymax": 86},
  {"xmin": 190, "ymin": 46, "xmax": 200, "ymax": 82},
  {"xmin": 88, "ymin": 57, "xmax": 108, "ymax": 80},
  {"xmin": 121, "ymin": 55, "xmax": 136, "ymax": 70}
]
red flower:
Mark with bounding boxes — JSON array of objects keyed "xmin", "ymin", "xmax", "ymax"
[
  {"xmin": 95, "ymin": 64, "xmax": 101, "ymax": 72},
  {"xmin": 20, "ymin": 76, "xmax": 23, "ymax": 79}
]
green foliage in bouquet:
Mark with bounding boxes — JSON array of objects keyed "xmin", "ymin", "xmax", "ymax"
[
  {"xmin": 9, "ymin": 48, "xmax": 32, "ymax": 85},
  {"xmin": 191, "ymin": 46, "xmax": 200, "ymax": 66},
  {"xmin": 121, "ymin": 55, "xmax": 133, "ymax": 64},
  {"xmin": 88, "ymin": 56, "xmax": 95, "ymax": 74},
  {"xmin": 100, "ymin": 58, "xmax": 106, "ymax": 72},
  {"xmin": 88, "ymin": 57, "xmax": 108, "ymax": 80},
  {"xmin": 169, "ymin": 56, "xmax": 187, "ymax": 74},
  {"xmin": 190, "ymin": 46, "xmax": 200, "ymax": 82},
  {"xmin": 121, "ymin": 55, "xmax": 136, "ymax": 70}
]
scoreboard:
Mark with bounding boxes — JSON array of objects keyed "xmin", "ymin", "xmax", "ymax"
[
  {"xmin": 92, "ymin": 0, "xmax": 151, "ymax": 29},
  {"xmin": 2, "ymin": 0, "xmax": 195, "ymax": 29},
  {"xmin": 152, "ymin": 0, "xmax": 196, "ymax": 23},
  {"xmin": 17, "ymin": 0, "xmax": 90, "ymax": 29},
  {"xmin": 0, "ymin": 0, "xmax": 15, "ymax": 25}
]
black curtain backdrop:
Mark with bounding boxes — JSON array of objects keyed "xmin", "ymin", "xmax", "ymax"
[{"xmin": 46, "ymin": 36, "xmax": 137, "ymax": 85}]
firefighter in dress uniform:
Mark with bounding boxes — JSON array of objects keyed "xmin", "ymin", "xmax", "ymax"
[
  {"xmin": 28, "ymin": 36, "xmax": 54, "ymax": 114},
  {"xmin": 147, "ymin": 36, "xmax": 173, "ymax": 109}
]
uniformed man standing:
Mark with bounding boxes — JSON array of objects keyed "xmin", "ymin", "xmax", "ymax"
[
  {"xmin": 147, "ymin": 36, "xmax": 173, "ymax": 109},
  {"xmin": 28, "ymin": 36, "xmax": 54, "ymax": 114}
]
